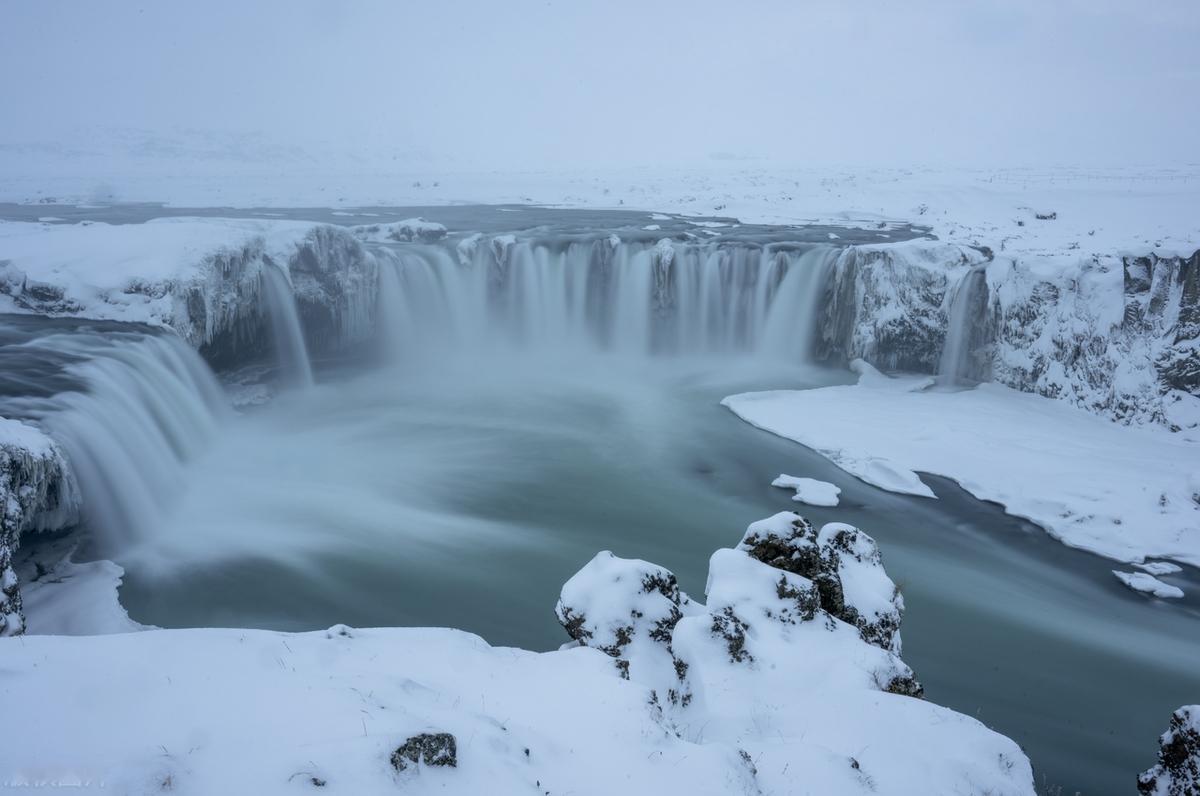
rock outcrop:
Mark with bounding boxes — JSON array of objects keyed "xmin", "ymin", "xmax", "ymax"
[
  {"xmin": 555, "ymin": 511, "xmax": 922, "ymax": 718},
  {"xmin": 0, "ymin": 419, "xmax": 75, "ymax": 636},
  {"xmin": 1139, "ymin": 705, "xmax": 1200, "ymax": 796}
]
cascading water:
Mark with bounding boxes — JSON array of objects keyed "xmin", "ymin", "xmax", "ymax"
[
  {"xmin": 4, "ymin": 331, "xmax": 227, "ymax": 552},
  {"xmin": 261, "ymin": 264, "xmax": 314, "ymax": 388},
  {"xmin": 937, "ymin": 266, "xmax": 990, "ymax": 385},
  {"xmin": 374, "ymin": 237, "xmax": 841, "ymax": 363}
]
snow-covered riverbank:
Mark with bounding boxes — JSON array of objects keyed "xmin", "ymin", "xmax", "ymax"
[
  {"xmin": 723, "ymin": 362, "xmax": 1200, "ymax": 589},
  {"xmin": 0, "ymin": 512, "xmax": 1035, "ymax": 795}
]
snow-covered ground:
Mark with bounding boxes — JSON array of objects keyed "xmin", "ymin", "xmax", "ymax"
[
  {"xmin": 723, "ymin": 362, "xmax": 1200, "ymax": 585},
  {"xmin": 3, "ymin": 165, "xmax": 1198, "ymax": 266},
  {"xmin": 0, "ymin": 512, "xmax": 1034, "ymax": 795}
]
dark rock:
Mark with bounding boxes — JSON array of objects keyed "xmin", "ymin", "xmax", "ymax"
[
  {"xmin": 390, "ymin": 733, "xmax": 457, "ymax": 772},
  {"xmin": 1138, "ymin": 705, "xmax": 1200, "ymax": 796}
]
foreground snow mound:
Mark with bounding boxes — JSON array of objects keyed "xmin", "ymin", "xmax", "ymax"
[
  {"xmin": 1, "ymin": 513, "xmax": 1034, "ymax": 796},
  {"xmin": 554, "ymin": 513, "xmax": 1033, "ymax": 794},
  {"xmin": 0, "ymin": 418, "xmax": 75, "ymax": 636},
  {"xmin": 1139, "ymin": 705, "xmax": 1200, "ymax": 796},
  {"xmin": 723, "ymin": 374, "xmax": 1200, "ymax": 575}
]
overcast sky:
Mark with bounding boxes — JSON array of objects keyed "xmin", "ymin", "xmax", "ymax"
[{"xmin": 2, "ymin": 0, "xmax": 1197, "ymax": 169}]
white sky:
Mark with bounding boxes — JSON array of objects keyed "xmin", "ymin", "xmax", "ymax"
[{"xmin": 2, "ymin": 0, "xmax": 1197, "ymax": 169}]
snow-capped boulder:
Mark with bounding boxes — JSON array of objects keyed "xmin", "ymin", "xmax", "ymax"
[
  {"xmin": 1139, "ymin": 705, "xmax": 1200, "ymax": 795},
  {"xmin": 0, "ymin": 418, "xmax": 75, "ymax": 636},
  {"xmin": 555, "ymin": 551, "xmax": 700, "ymax": 705},
  {"xmin": 736, "ymin": 511, "xmax": 906, "ymax": 655}
]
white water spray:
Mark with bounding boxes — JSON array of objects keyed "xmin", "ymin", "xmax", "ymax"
[{"xmin": 14, "ymin": 332, "xmax": 227, "ymax": 552}]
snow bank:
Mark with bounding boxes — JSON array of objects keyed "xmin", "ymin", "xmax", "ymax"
[
  {"xmin": 771, "ymin": 474, "xmax": 841, "ymax": 506},
  {"xmin": 1, "ymin": 511, "xmax": 1034, "ymax": 795},
  {"xmin": 723, "ymin": 375, "xmax": 1200, "ymax": 576}
]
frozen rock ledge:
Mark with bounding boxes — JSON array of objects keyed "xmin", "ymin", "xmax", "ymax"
[{"xmin": 0, "ymin": 511, "xmax": 1035, "ymax": 795}]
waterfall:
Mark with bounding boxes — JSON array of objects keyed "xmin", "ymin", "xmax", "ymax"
[
  {"xmin": 759, "ymin": 247, "xmax": 841, "ymax": 361},
  {"xmin": 10, "ymin": 331, "xmax": 227, "ymax": 552},
  {"xmin": 261, "ymin": 264, "xmax": 314, "ymax": 388},
  {"xmin": 938, "ymin": 266, "xmax": 989, "ymax": 385},
  {"xmin": 374, "ymin": 237, "xmax": 840, "ymax": 362}
]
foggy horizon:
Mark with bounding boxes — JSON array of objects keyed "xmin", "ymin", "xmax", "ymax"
[{"xmin": 3, "ymin": 0, "xmax": 1198, "ymax": 172}]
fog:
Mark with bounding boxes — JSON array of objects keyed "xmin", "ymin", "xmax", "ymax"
[{"xmin": 2, "ymin": 0, "xmax": 1197, "ymax": 170}]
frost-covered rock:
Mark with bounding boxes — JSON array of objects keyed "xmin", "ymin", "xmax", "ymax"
[
  {"xmin": 736, "ymin": 511, "xmax": 906, "ymax": 655},
  {"xmin": 557, "ymin": 511, "xmax": 920, "ymax": 713},
  {"xmin": 556, "ymin": 551, "xmax": 700, "ymax": 705},
  {"xmin": 0, "ymin": 219, "xmax": 383, "ymax": 370},
  {"xmin": 1139, "ymin": 705, "xmax": 1200, "ymax": 796},
  {"xmin": 0, "ymin": 418, "xmax": 75, "ymax": 636},
  {"xmin": 814, "ymin": 240, "xmax": 1200, "ymax": 429}
]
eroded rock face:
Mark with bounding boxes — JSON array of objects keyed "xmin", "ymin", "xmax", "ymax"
[
  {"xmin": 737, "ymin": 512, "xmax": 905, "ymax": 655},
  {"xmin": 0, "ymin": 421, "xmax": 75, "ymax": 637},
  {"xmin": 1138, "ymin": 705, "xmax": 1200, "ymax": 796}
]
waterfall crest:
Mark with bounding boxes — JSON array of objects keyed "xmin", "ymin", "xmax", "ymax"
[{"xmin": 374, "ymin": 238, "xmax": 840, "ymax": 363}]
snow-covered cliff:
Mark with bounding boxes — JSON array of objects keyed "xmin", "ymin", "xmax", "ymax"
[
  {"xmin": 2, "ymin": 216, "xmax": 1195, "ymax": 430},
  {"xmin": 818, "ymin": 242, "xmax": 1200, "ymax": 430},
  {"xmin": 0, "ymin": 419, "xmax": 75, "ymax": 636}
]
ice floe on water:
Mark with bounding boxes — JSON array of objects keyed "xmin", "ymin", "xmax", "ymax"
[
  {"xmin": 770, "ymin": 474, "xmax": 841, "ymax": 506},
  {"xmin": 1113, "ymin": 570, "xmax": 1185, "ymax": 600}
]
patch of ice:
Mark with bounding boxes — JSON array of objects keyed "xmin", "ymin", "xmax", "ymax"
[
  {"xmin": 771, "ymin": 474, "xmax": 841, "ymax": 506},
  {"xmin": 1112, "ymin": 570, "xmax": 1184, "ymax": 599}
]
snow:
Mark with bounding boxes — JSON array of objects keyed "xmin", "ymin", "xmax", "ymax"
[
  {"xmin": 771, "ymin": 474, "xmax": 841, "ymax": 506},
  {"xmin": 1112, "ymin": 571, "xmax": 1185, "ymax": 600},
  {"xmin": 0, "ymin": 417, "xmax": 56, "ymax": 457},
  {"xmin": 349, "ymin": 218, "xmax": 447, "ymax": 243},
  {"xmin": 723, "ymin": 370, "xmax": 1200, "ymax": 573},
  {"xmin": 21, "ymin": 554, "xmax": 145, "ymax": 634},
  {"xmin": 1137, "ymin": 561, "xmax": 1184, "ymax": 576},
  {"xmin": 0, "ymin": 217, "xmax": 320, "ymax": 327},
  {"xmin": 3, "ymin": 166, "xmax": 1196, "ymax": 266},
  {"xmin": 1, "ymin": 512, "xmax": 1034, "ymax": 796}
]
